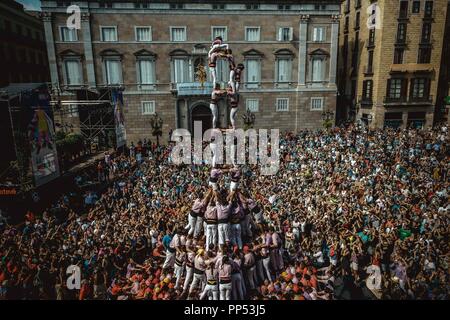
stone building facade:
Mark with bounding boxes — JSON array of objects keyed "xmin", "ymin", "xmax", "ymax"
[
  {"xmin": 41, "ymin": 0, "xmax": 341, "ymax": 145},
  {"xmin": 337, "ymin": 0, "xmax": 449, "ymax": 129}
]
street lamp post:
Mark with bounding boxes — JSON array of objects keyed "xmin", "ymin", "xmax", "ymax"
[{"xmin": 150, "ymin": 112, "xmax": 163, "ymax": 146}]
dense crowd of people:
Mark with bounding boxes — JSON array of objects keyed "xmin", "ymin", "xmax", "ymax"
[{"xmin": 0, "ymin": 124, "xmax": 448, "ymax": 300}]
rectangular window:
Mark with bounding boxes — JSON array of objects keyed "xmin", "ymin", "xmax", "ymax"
[
  {"xmin": 399, "ymin": 1, "xmax": 409, "ymax": 18},
  {"xmin": 388, "ymin": 79, "xmax": 403, "ymax": 99},
  {"xmin": 421, "ymin": 23, "xmax": 431, "ymax": 43},
  {"xmin": 396, "ymin": 23, "xmax": 407, "ymax": 43},
  {"xmin": 64, "ymin": 60, "xmax": 82, "ymax": 85},
  {"xmin": 171, "ymin": 27, "xmax": 186, "ymax": 42},
  {"xmin": 137, "ymin": 59, "xmax": 155, "ymax": 89},
  {"xmin": 355, "ymin": 12, "xmax": 360, "ymax": 29},
  {"xmin": 344, "ymin": 17, "xmax": 349, "ymax": 33},
  {"xmin": 245, "ymin": 27, "xmax": 260, "ymax": 42},
  {"xmin": 105, "ymin": 59, "xmax": 122, "ymax": 85},
  {"xmin": 135, "ymin": 27, "xmax": 152, "ymax": 42},
  {"xmin": 362, "ymin": 80, "xmax": 373, "ymax": 100},
  {"xmin": 246, "ymin": 99, "xmax": 259, "ymax": 112},
  {"xmin": 142, "ymin": 101, "xmax": 156, "ymax": 115},
  {"xmin": 212, "ymin": 27, "xmax": 227, "ymax": 41},
  {"xmin": 277, "ymin": 58, "xmax": 291, "ymax": 83},
  {"xmin": 101, "ymin": 27, "xmax": 118, "ymax": 42},
  {"xmin": 411, "ymin": 78, "xmax": 429, "ymax": 99},
  {"xmin": 246, "ymin": 59, "xmax": 261, "ymax": 88},
  {"xmin": 60, "ymin": 27, "xmax": 77, "ymax": 42},
  {"xmin": 313, "ymin": 27, "xmax": 325, "ymax": 42},
  {"xmin": 312, "ymin": 58, "xmax": 324, "ymax": 82},
  {"xmin": 278, "ymin": 27, "xmax": 293, "ymax": 42},
  {"xmin": 311, "ymin": 98, "xmax": 324, "ymax": 111},
  {"xmin": 412, "ymin": 1, "xmax": 420, "ymax": 13},
  {"xmin": 173, "ymin": 58, "xmax": 188, "ymax": 83},
  {"xmin": 367, "ymin": 50, "xmax": 374, "ymax": 73},
  {"xmin": 276, "ymin": 98, "xmax": 289, "ymax": 112},
  {"xmin": 394, "ymin": 48, "xmax": 404, "ymax": 64},
  {"xmin": 424, "ymin": 1, "xmax": 433, "ymax": 17},
  {"xmin": 368, "ymin": 29, "xmax": 375, "ymax": 46},
  {"xmin": 418, "ymin": 47, "xmax": 431, "ymax": 63}
]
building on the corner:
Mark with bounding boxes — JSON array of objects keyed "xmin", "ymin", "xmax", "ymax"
[
  {"xmin": 337, "ymin": 0, "xmax": 449, "ymax": 129},
  {"xmin": 0, "ymin": 0, "xmax": 50, "ymax": 87},
  {"xmin": 40, "ymin": 0, "xmax": 342, "ymax": 145}
]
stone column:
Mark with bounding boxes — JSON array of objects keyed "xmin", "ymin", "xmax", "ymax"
[
  {"xmin": 81, "ymin": 13, "xmax": 96, "ymax": 88},
  {"xmin": 298, "ymin": 15, "xmax": 309, "ymax": 87},
  {"xmin": 41, "ymin": 12, "xmax": 59, "ymax": 85},
  {"xmin": 329, "ymin": 15, "xmax": 340, "ymax": 86}
]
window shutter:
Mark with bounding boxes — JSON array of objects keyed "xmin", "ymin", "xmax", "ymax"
[
  {"xmin": 289, "ymin": 27, "xmax": 294, "ymax": 41},
  {"xmin": 313, "ymin": 27, "xmax": 317, "ymax": 41},
  {"xmin": 277, "ymin": 28, "xmax": 282, "ymax": 41},
  {"xmin": 387, "ymin": 79, "xmax": 392, "ymax": 97}
]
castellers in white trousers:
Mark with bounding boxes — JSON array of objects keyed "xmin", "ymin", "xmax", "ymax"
[
  {"xmin": 189, "ymin": 272, "xmax": 206, "ymax": 295},
  {"xmin": 174, "ymin": 262, "xmax": 185, "ymax": 289},
  {"xmin": 162, "ymin": 249, "xmax": 175, "ymax": 270},
  {"xmin": 183, "ymin": 266, "xmax": 194, "ymax": 292},
  {"xmin": 200, "ymin": 283, "xmax": 219, "ymax": 300},
  {"xmin": 205, "ymin": 223, "xmax": 218, "ymax": 250}
]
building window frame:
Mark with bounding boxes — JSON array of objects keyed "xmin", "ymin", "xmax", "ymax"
[
  {"xmin": 412, "ymin": 1, "xmax": 421, "ymax": 14},
  {"xmin": 245, "ymin": 26, "xmax": 261, "ymax": 42},
  {"xmin": 141, "ymin": 101, "xmax": 156, "ymax": 115},
  {"xmin": 244, "ymin": 57, "xmax": 262, "ymax": 89},
  {"xmin": 310, "ymin": 97, "xmax": 324, "ymax": 111},
  {"xmin": 394, "ymin": 48, "xmax": 405, "ymax": 64},
  {"xmin": 136, "ymin": 57, "xmax": 156, "ymax": 90},
  {"xmin": 135, "ymin": 26, "xmax": 152, "ymax": 42},
  {"xmin": 312, "ymin": 26, "xmax": 326, "ymax": 42},
  {"xmin": 62, "ymin": 58, "xmax": 83, "ymax": 86},
  {"xmin": 102, "ymin": 56, "xmax": 123, "ymax": 86},
  {"xmin": 100, "ymin": 26, "xmax": 118, "ymax": 42},
  {"xmin": 277, "ymin": 27, "xmax": 293, "ymax": 42},
  {"xmin": 276, "ymin": 98, "xmax": 289, "ymax": 112},
  {"xmin": 275, "ymin": 55, "xmax": 293, "ymax": 86},
  {"xmin": 59, "ymin": 26, "xmax": 78, "ymax": 42},
  {"xmin": 170, "ymin": 26, "xmax": 187, "ymax": 42}
]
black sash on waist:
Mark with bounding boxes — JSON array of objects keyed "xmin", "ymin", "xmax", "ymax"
[
  {"xmin": 219, "ymin": 278, "xmax": 231, "ymax": 284},
  {"xmin": 194, "ymin": 268, "xmax": 205, "ymax": 275},
  {"xmin": 209, "ymin": 177, "xmax": 218, "ymax": 183},
  {"xmin": 175, "ymin": 260, "xmax": 183, "ymax": 266},
  {"xmin": 218, "ymin": 219, "xmax": 229, "ymax": 224},
  {"xmin": 205, "ymin": 219, "xmax": 217, "ymax": 224},
  {"xmin": 190, "ymin": 211, "xmax": 197, "ymax": 218}
]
